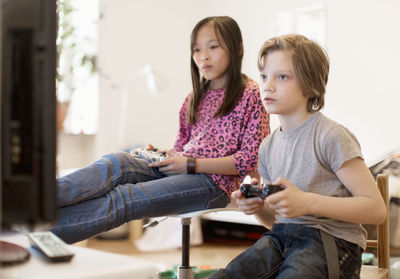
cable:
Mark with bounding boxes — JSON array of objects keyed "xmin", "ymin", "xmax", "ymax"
[{"xmin": 142, "ymin": 217, "xmax": 168, "ymax": 229}]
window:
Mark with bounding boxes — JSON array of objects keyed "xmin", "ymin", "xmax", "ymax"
[{"xmin": 57, "ymin": 0, "xmax": 99, "ymax": 134}]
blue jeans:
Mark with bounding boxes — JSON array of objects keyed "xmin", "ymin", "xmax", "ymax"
[
  {"xmin": 209, "ymin": 224, "xmax": 363, "ymax": 279},
  {"xmin": 52, "ymin": 152, "xmax": 230, "ymax": 243}
]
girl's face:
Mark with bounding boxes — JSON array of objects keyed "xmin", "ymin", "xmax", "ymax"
[
  {"xmin": 259, "ymin": 50, "xmax": 309, "ymax": 128},
  {"xmin": 192, "ymin": 23, "xmax": 230, "ymax": 89}
]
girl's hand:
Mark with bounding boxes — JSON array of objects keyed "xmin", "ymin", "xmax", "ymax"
[
  {"xmin": 148, "ymin": 151, "xmax": 187, "ymax": 175},
  {"xmin": 266, "ymin": 177, "xmax": 310, "ymax": 218},
  {"xmin": 145, "ymin": 144, "xmax": 164, "ymax": 153},
  {"xmin": 231, "ymin": 178, "xmax": 265, "ymax": 215},
  {"xmin": 145, "ymin": 144, "xmax": 156, "ymax": 151}
]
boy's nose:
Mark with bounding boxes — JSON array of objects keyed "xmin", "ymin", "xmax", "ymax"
[{"xmin": 263, "ymin": 81, "xmax": 275, "ymax": 93}]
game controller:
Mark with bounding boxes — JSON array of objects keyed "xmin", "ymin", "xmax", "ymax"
[
  {"xmin": 131, "ymin": 148, "xmax": 167, "ymax": 162},
  {"xmin": 240, "ymin": 176, "xmax": 284, "ymax": 198}
]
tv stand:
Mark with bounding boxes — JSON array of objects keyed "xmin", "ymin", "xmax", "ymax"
[{"xmin": 0, "ymin": 232, "xmax": 160, "ymax": 279}]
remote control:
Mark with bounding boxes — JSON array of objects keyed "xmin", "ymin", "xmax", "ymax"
[
  {"xmin": 131, "ymin": 148, "xmax": 167, "ymax": 162},
  {"xmin": 28, "ymin": 231, "xmax": 74, "ymax": 262},
  {"xmin": 240, "ymin": 176, "xmax": 284, "ymax": 198}
]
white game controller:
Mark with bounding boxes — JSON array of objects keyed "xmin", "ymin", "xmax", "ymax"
[{"xmin": 130, "ymin": 148, "xmax": 167, "ymax": 162}]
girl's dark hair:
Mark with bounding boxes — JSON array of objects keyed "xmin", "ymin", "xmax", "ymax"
[{"xmin": 187, "ymin": 16, "xmax": 247, "ymax": 125}]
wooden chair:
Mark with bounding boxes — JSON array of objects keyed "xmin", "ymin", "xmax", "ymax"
[{"xmin": 360, "ymin": 174, "xmax": 390, "ymax": 279}]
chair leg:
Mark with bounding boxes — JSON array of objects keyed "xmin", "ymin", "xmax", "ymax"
[{"xmin": 178, "ymin": 217, "xmax": 194, "ymax": 279}]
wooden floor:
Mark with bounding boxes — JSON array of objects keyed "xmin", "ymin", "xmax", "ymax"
[
  {"xmin": 77, "ymin": 237, "xmax": 400, "ymax": 277},
  {"xmin": 77, "ymin": 237, "xmax": 251, "ymax": 271}
]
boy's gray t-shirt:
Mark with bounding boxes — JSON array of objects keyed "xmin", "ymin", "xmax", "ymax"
[{"xmin": 258, "ymin": 112, "xmax": 367, "ymax": 249}]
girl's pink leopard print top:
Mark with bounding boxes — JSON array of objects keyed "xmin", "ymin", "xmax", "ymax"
[{"xmin": 174, "ymin": 78, "xmax": 270, "ymax": 196}]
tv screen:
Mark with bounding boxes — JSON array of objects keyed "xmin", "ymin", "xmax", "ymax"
[{"xmin": 1, "ymin": 0, "xmax": 57, "ymax": 229}]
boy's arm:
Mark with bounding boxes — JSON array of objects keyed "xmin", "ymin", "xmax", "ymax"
[
  {"xmin": 307, "ymin": 157, "xmax": 387, "ymax": 224},
  {"xmin": 254, "ymin": 203, "xmax": 276, "ymax": 229},
  {"xmin": 267, "ymin": 158, "xmax": 387, "ymax": 225}
]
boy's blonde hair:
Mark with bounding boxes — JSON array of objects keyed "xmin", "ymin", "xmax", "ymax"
[{"xmin": 258, "ymin": 34, "xmax": 329, "ymax": 112}]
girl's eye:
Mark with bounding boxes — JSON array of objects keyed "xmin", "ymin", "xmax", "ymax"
[
  {"xmin": 260, "ymin": 74, "xmax": 267, "ymax": 81},
  {"xmin": 278, "ymin": 74, "xmax": 287, "ymax": 80},
  {"xmin": 210, "ymin": 45, "xmax": 219, "ymax": 50},
  {"xmin": 193, "ymin": 48, "xmax": 200, "ymax": 53}
]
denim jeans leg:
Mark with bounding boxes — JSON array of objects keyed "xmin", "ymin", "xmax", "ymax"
[
  {"xmin": 276, "ymin": 225, "xmax": 328, "ymax": 279},
  {"xmin": 277, "ymin": 225, "xmax": 363, "ymax": 279},
  {"xmin": 57, "ymin": 152, "xmax": 162, "ymax": 207},
  {"xmin": 52, "ymin": 152, "xmax": 230, "ymax": 243},
  {"xmin": 210, "ymin": 224, "xmax": 362, "ymax": 279},
  {"xmin": 209, "ymin": 227, "xmax": 284, "ymax": 279}
]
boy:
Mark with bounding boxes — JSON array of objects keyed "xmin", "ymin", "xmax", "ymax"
[{"xmin": 209, "ymin": 34, "xmax": 386, "ymax": 278}]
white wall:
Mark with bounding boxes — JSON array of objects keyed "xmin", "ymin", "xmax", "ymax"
[
  {"xmin": 57, "ymin": 133, "xmax": 96, "ymax": 170},
  {"xmin": 59, "ymin": 0, "xmax": 400, "ymax": 168},
  {"xmin": 324, "ymin": 0, "xmax": 400, "ymax": 164},
  {"xmin": 94, "ymin": 0, "xmax": 323, "ymax": 158},
  {"xmin": 96, "ymin": 0, "xmax": 194, "ymax": 157}
]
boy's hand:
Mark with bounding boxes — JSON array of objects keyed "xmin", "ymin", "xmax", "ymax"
[
  {"xmin": 231, "ymin": 177, "xmax": 265, "ymax": 215},
  {"xmin": 266, "ymin": 177, "xmax": 310, "ymax": 218}
]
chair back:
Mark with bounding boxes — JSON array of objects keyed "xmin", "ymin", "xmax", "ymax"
[{"xmin": 361, "ymin": 174, "xmax": 390, "ymax": 279}]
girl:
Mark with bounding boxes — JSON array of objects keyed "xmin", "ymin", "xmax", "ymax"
[{"xmin": 52, "ymin": 16, "xmax": 270, "ymax": 244}]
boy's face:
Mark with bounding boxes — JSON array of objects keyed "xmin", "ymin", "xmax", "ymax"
[{"xmin": 259, "ymin": 50, "xmax": 308, "ymax": 118}]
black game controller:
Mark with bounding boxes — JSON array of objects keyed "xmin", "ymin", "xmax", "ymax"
[{"xmin": 240, "ymin": 183, "xmax": 284, "ymax": 198}]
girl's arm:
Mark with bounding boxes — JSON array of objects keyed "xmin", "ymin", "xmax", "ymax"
[
  {"xmin": 207, "ymin": 92, "xmax": 269, "ymax": 176},
  {"xmin": 169, "ymin": 94, "xmax": 239, "ymax": 175},
  {"xmin": 151, "ymin": 85, "xmax": 269, "ymax": 176},
  {"xmin": 267, "ymin": 157, "xmax": 387, "ymax": 225},
  {"xmin": 230, "ymin": 92, "xmax": 270, "ymax": 177},
  {"xmin": 195, "ymin": 156, "xmax": 238, "ymax": 175},
  {"xmin": 173, "ymin": 95, "xmax": 192, "ymax": 152},
  {"xmin": 148, "ymin": 154, "xmax": 238, "ymax": 175}
]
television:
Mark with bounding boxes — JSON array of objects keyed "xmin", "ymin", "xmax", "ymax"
[{"xmin": 0, "ymin": 0, "xmax": 57, "ymax": 265}]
